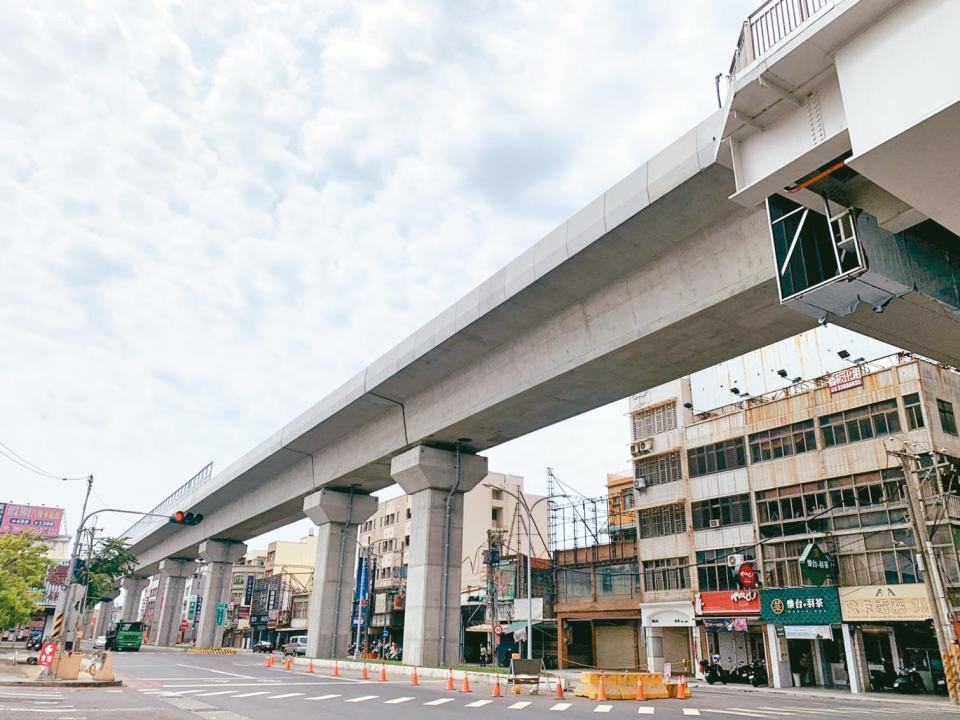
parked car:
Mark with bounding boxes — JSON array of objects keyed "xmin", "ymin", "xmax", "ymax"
[
  {"xmin": 94, "ymin": 635, "xmax": 107, "ymax": 649},
  {"xmin": 252, "ymin": 640, "xmax": 274, "ymax": 653},
  {"xmin": 284, "ymin": 636, "xmax": 308, "ymax": 656}
]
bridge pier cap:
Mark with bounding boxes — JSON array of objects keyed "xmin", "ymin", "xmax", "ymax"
[
  {"xmin": 390, "ymin": 445, "xmax": 488, "ymax": 494},
  {"xmin": 302, "ymin": 487, "xmax": 378, "ymax": 526},
  {"xmin": 158, "ymin": 558, "xmax": 197, "ymax": 578},
  {"xmin": 199, "ymin": 539, "xmax": 246, "ymax": 565}
]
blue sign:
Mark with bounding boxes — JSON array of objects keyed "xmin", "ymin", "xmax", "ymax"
[
  {"xmin": 244, "ymin": 575, "xmax": 255, "ymax": 605},
  {"xmin": 352, "ymin": 557, "xmax": 370, "ymax": 629}
]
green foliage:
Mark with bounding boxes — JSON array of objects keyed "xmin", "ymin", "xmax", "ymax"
[
  {"xmin": 83, "ymin": 537, "xmax": 138, "ymax": 607},
  {"xmin": 0, "ymin": 532, "xmax": 54, "ymax": 629}
]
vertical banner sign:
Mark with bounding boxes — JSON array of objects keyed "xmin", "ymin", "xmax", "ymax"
[{"xmin": 244, "ymin": 575, "xmax": 255, "ymax": 606}]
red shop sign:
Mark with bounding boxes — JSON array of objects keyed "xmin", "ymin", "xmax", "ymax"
[
  {"xmin": 738, "ymin": 562, "xmax": 757, "ymax": 589},
  {"xmin": 696, "ymin": 590, "xmax": 760, "ymax": 616}
]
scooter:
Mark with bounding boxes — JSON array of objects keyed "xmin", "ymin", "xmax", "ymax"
[
  {"xmin": 749, "ymin": 659, "xmax": 768, "ymax": 687},
  {"xmin": 892, "ymin": 666, "xmax": 927, "ymax": 694},
  {"xmin": 700, "ymin": 659, "xmax": 727, "ymax": 685}
]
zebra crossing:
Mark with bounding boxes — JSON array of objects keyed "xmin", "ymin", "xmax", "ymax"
[{"xmin": 134, "ymin": 684, "xmax": 932, "ymax": 715}]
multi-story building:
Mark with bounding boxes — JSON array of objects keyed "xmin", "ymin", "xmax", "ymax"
[
  {"xmin": 222, "ymin": 550, "xmax": 267, "ymax": 648},
  {"xmin": 356, "ymin": 472, "xmax": 549, "ymax": 658},
  {"xmin": 626, "ymin": 352, "xmax": 960, "ymax": 694},
  {"xmin": 249, "ymin": 533, "xmax": 317, "ymax": 648}
]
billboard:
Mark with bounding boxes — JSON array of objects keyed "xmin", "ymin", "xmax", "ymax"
[{"xmin": 0, "ymin": 503, "xmax": 64, "ymax": 537}]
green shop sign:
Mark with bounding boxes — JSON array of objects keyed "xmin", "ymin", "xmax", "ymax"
[
  {"xmin": 760, "ymin": 587, "xmax": 841, "ymax": 625},
  {"xmin": 799, "ymin": 542, "xmax": 833, "ymax": 586}
]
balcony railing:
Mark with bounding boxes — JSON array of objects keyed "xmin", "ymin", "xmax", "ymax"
[{"xmin": 729, "ymin": 0, "xmax": 832, "ymax": 76}]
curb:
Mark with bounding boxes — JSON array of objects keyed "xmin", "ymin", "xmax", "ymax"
[
  {"xmin": 188, "ymin": 647, "xmax": 239, "ymax": 656},
  {"xmin": 0, "ymin": 680, "xmax": 124, "ymax": 688},
  {"xmin": 695, "ymin": 682, "xmax": 953, "ymax": 709}
]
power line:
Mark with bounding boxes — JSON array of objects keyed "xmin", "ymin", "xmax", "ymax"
[{"xmin": 0, "ymin": 439, "xmax": 89, "ymax": 481}]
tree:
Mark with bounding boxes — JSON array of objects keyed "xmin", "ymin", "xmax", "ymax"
[
  {"xmin": 81, "ymin": 537, "xmax": 138, "ymax": 607},
  {"xmin": 0, "ymin": 532, "xmax": 54, "ymax": 630}
]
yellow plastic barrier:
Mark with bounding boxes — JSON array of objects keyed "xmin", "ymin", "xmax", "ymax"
[
  {"xmin": 573, "ymin": 671, "xmax": 671, "ymax": 700},
  {"xmin": 187, "ymin": 647, "xmax": 239, "ymax": 655}
]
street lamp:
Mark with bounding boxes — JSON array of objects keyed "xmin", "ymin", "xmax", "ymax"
[{"xmin": 483, "ymin": 483, "xmax": 552, "ymax": 660}]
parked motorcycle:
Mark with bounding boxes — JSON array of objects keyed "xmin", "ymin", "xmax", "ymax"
[
  {"xmin": 892, "ymin": 665, "xmax": 927, "ymax": 694},
  {"xmin": 700, "ymin": 659, "xmax": 727, "ymax": 685},
  {"xmin": 749, "ymin": 659, "xmax": 768, "ymax": 687},
  {"xmin": 870, "ymin": 667, "xmax": 896, "ymax": 692}
]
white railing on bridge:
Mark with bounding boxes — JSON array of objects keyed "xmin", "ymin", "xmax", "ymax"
[
  {"xmin": 122, "ymin": 462, "xmax": 213, "ymax": 542},
  {"xmin": 729, "ymin": 0, "xmax": 832, "ymax": 76}
]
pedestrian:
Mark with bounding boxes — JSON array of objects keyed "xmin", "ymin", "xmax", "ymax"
[{"xmin": 479, "ymin": 643, "xmax": 487, "ymax": 667}]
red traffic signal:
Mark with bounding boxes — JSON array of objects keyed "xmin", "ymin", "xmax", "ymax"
[{"xmin": 169, "ymin": 511, "xmax": 204, "ymax": 526}]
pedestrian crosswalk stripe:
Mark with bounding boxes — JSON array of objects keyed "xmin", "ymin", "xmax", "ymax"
[
  {"xmin": 510, "ymin": 701, "xmax": 531, "ymax": 709},
  {"xmin": 232, "ymin": 691, "xmax": 271, "ymax": 698},
  {"xmin": 346, "ymin": 695, "xmax": 378, "ymax": 703},
  {"xmin": 731, "ymin": 709, "xmax": 798, "ymax": 717},
  {"xmin": 385, "ymin": 697, "xmax": 415, "ymax": 704},
  {"xmin": 306, "ymin": 694, "xmax": 341, "ymax": 700},
  {"xmin": 551, "ymin": 702, "xmax": 571, "ymax": 711},
  {"xmin": 594, "ymin": 706, "xmax": 612, "ymax": 714},
  {"xmin": 466, "ymin": 699, "xmax": 493, "ymax": 707},
  {"xmin": 268, "ymin": 693, "xmax": 304, "ymax": 699},
  {"xmin": 197, "ymin": 691, "xmax": 238, "ymax": 697},
  {"xmin": 683, "ymin": 710, "xmax": 701, "ymax": 717},
  {"xmin": 637, "ymin": 709, "xmax": 655, "ymax": 715},
  {"xmin": 704, "ymin": 710, "xmax": 780, "ymax": 718},
  {"xmin": 425, "ymin": 698, "xmax": 454, "ymax": 706}
]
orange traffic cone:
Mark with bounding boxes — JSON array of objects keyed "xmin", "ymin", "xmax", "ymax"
[
  {"xmin": 492, "ymin": 674, "xmax": 502, "ymax": 698},
  {"xmin": 461, "ymin": 672, "xmax": 472, "ymax": 693},
  {"xmin": 332, "ymin": 661, "xmax": 340, "ymax": 677},
  {"xmin": 597, "ymin": 671, "xmax": 608, "ymax": 702},
  {"xmin": 411, "ymin": 667, "xmax": 420, "ymax": 686},
  {"xmin": 446, "ymin": 668, "xmax": 455, "ymax": 690},
  {"xmin": 286, "ymin": 657, "xmax": 294, "ymax": 671},
  {"xmin": 554, "ymin": 676, "xmax": 564, "ymax": 700},
  {"xmin": 308, "ymin": 659, "xmax": 315, "ymax": 673},
  {"xmin": 678, "ymin": 674, "xmax": 689, "ymax": 699},
  {"xmin": 379, "ymin": 664, "xmax": 388, "ymax": 682},
  {"xmin": 361, "ymin": 664, "xmax": 369, "ymax": 680},
  {"xmin": 263, "ymin": 654, "xmax": 270, "ymax": 667},
  {"xmin": 635, "ymin": 676, "xmax": 646, "ymax": 701}
]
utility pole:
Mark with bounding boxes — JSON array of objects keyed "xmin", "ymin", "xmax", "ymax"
[
  {"xmin": 485, "ymin": 529, "xmax": 502, "ymax": 658},
  {"xmin": 889, "ymin": 442, "xmax": 959, "ymax": 705},
  {"xmin": 58, "ymin": 475, "xmax": 94, "ymax": 652}
]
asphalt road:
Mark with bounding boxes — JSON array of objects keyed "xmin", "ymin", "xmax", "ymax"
[{"xmin": 3, "ymin": 650, "xmax": 960, "ymax": 719}]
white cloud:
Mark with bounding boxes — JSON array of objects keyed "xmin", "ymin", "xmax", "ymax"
[{"xmin": 0, "ymin": 1, "xmax": 757, "ymax": 544}]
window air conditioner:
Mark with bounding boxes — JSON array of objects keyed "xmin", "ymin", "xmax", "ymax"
[
  {"xmin": 631, "ymin": 438, "xmax": 654, "ymax": 457},
  {"xmin": 709, "ymin": 519, "xmax": 722, "ymax": 529},
  {"xmin": 726, "ymin": 553, "xmax": 745, "ymax": 569}
]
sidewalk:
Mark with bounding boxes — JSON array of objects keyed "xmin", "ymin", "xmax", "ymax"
[{"xmin": 694, "ymin": 681, "xmax": 956, "ymax": 710}]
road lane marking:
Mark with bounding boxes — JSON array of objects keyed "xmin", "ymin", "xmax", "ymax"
[
  {"xmin": 704, "ymin": 710, "xmax": 781, "ymax": 718},
  {"xmin": 176, "ymin": 664, "xmax": 253, "ymax": 679},
  {"xmin": 510, "ymin": 701, "xmax": 531, "ymax": 709},
  {"xmin": 232, "ymin": 691, "xmax": 272, "ymax": 698},
  {"xmin": 196, "ymin": 691, "xmax": 239, "ymax": 696},
  {"xmin": 683, "ymin": 711, "xmax": 701, "ymax": 716},
  {"xmin": 386, "ymin": 697, "xmax": 416, "ymax": 704},
  {"xmin": 306, "ymin": 694, "xmax": 341, "ymax": 700},
  {"xmin": 268, "ymin": 692, "xmax": 304, "ymax": 699},
  {"xmin": 594, "ymin": 706, "xmax": 612, "ymax": 713},
  {"xmin": 638, "ymin": 709, "xmax": 656, "ymax": 715},
  {"xmin": 346, "ymin": 695, "xmax": 379, "ymax": 702},
  {"xmin": 466, "ymin": 699, "xmax": 493, "ymax": 707},
  {"xmin": 550, "ymin": 702, "xmax": 571, "ymax": 711},
  {"xmin": 425, "ymin": 698, "xmax": 454, "ymax": 706}
]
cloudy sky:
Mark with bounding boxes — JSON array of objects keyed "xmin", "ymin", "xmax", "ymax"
[{"xmin": 0, "ymin": 1, "xmax": 799, "ymax": 548}]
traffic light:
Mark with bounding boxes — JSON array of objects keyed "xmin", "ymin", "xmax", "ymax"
[{"xmin": 169, "ymin": 510, "xmax": 204, "ymax": 526}]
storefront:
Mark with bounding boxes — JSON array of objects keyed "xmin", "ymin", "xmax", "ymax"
[
  {"xmin": 760, "ymin": 587, "xmax": 849, "ymax": 690},
  {"xmin": 839, "ymin": 583, "xmax": 942, "ymax": 693},
  {"xmin": 696, "ymin": 590, "xmax": 764, "ymax": 675},
  {"xmin": 641, "ymin": 601, "xmax": 695, "ymax": 676}
]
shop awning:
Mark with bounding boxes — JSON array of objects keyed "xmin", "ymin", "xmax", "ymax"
[
  {"xmin": 640, "ymin": 601, "xmax": 696, "ymax": 628},
  {"xmin": 505, "ymin": 620, "xmax": 555, "ymax": 634},
  {"xmin": 465, "ymin": 624, "xmax": 494, "ymax": 633}
]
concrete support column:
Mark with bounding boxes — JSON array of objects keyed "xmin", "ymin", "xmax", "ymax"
[
  {"xmin": 303, "ymin": 488, "xmax": 378, "ymax": 659},
  {"xmin": 195, "ymin": 541, "xmax": 247, "ymax": 648},
  {"xmin": 93, "ymin": 601, "xmax": 114, "ymax": 638},
  {"xmin": 121, "ymin": 576, "xmax": 150, "ymax": 622},
  {"xmin": 391, "ymin": 446, "xmax": 488, "ymax": 668},
  {"xmin": 153, "ymin": 558, "xmax": 197, "ymax": 647},
  {"xmin": 766, "ymin": 624, "xmax": 785, "ymax": 688},
  {"xmin": 645, "ymin": 627, "xmax": 665, "ymax": 673},
  {"xmin": 842, "ymin": 623, "xmax": 868, "ymax": 694}
]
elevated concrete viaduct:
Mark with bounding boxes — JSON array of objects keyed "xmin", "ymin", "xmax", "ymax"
[{"xmin": 123, "ymin": 0, "xmax": 960, "ymax": 666}]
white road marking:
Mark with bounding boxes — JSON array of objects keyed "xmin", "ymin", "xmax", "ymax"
[
  {"xmin": 268, "ymin": 692, "xmax": 304, "ymax": 699},
  {"xmin": 196, "ymin": 690, "xmax": 239, "ymax": 696},
  {"xmin": 231, "ymin": 691, "xmax": 272, "ymax": 698},
  {"xmin": 0, "ymin": 709, "xmax": 75, "ymax": 714},
  {"xmin": 386, "ymin": 697, "xmax": 416, "ymax": 704},
  {"xmin": 594, "ymin": 705, "xmax": 613, "ymax": 713},
  {"xmin": 424, "ymin": 698, "xmax": 455, "ymax": 706},
  {"xmin": 683, "ymin": 710, "xmax": 701, "ymax": 717},
  {"xmin": 704, "ymin": 710, "xmax": 781, "ymax": 718},
  {"xmin": 346, "ymin": 695, "xmax": 379, "ymax": 703},
  {"xmin": 466, "ymin": 699, "xmax": 493, "ymax": 707},
  {"xmin": 104, "ymin": 689, "xmax": 124, "ymax": 693},
  {"xmin": 176, "ymin": 663, "xmax": 253, "ymax": 678},
  {"xmin": 510, "ymin": 701, "xmax": 532, "ymax": 709},
  {"xmin": 638, "ymin": 709, "xmax": 656, "ymax": 715},
  {"xmin": 306, "ymin": 693, "xmax": 341, "ymax": 700},
  {"xmin": 550, "ymin": 702, "xmax": 572, "ymax": 711}
]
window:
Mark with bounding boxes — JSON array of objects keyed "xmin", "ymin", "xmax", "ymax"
[
  {"xmin": 631, "ymin": 402, "xmax": 677, "ymax": 439},
  {"xmin": 622, "ymin": 490, "xmax": 636, "ymax": 509},
  {"xmin": 233, "ymin": 574, "xmax": 244, "ymax": 585},
  {"xmin": 749, "ymin": 420, "xmax": 817, "ymax": 463},
  {"xmin": 406, "ymin": 508, "xmax": 411, "ymax": 519},
  {"xmin": 292, "ymin": 597, "xmax": 309, "ymax": 620},
  {"xmin": 696, "ymin": 548, "xmax": 756, "ymax": 592},
  {"xmin": 634, "ymin": 450, "xmax": 682, "ymax": 486},
  {"xmin": 597, "ymin": 563, "xmax": 640, "ymax": 596},
  {"xmin": 491, "ymin": 508, "xmax": 502, "ymax": 527},
  {"xmin": 687, "ymin": 437, "xmax": 747, "ymax": 477},
  {"xmin": 938, "ymin": 399, "xmax": 958, "ymax": 436},
  {"xmin": 904, "ymin": 393, "xmax": 925, "ymax": 430},
  {"xmin": 638, "ymin": 503, "xmax": 687, "ymax": 538},
  {"xmin": 819, "ymin": 399, "xmax": 901, "ymax": 448},
  {"xmin": 491, "ymin": 489, "xmax": 503, "ymax": 501},
  {"xmin": 557, "ymin": 567, "xmax": 592, "ymax": 601},
  {"xmin": 692, "ymin": 494, "xmax": 752, "ymax": 530},
  {"xmin": 642, "ymin": 557, "xmax": 689, "ymax": 592}
]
